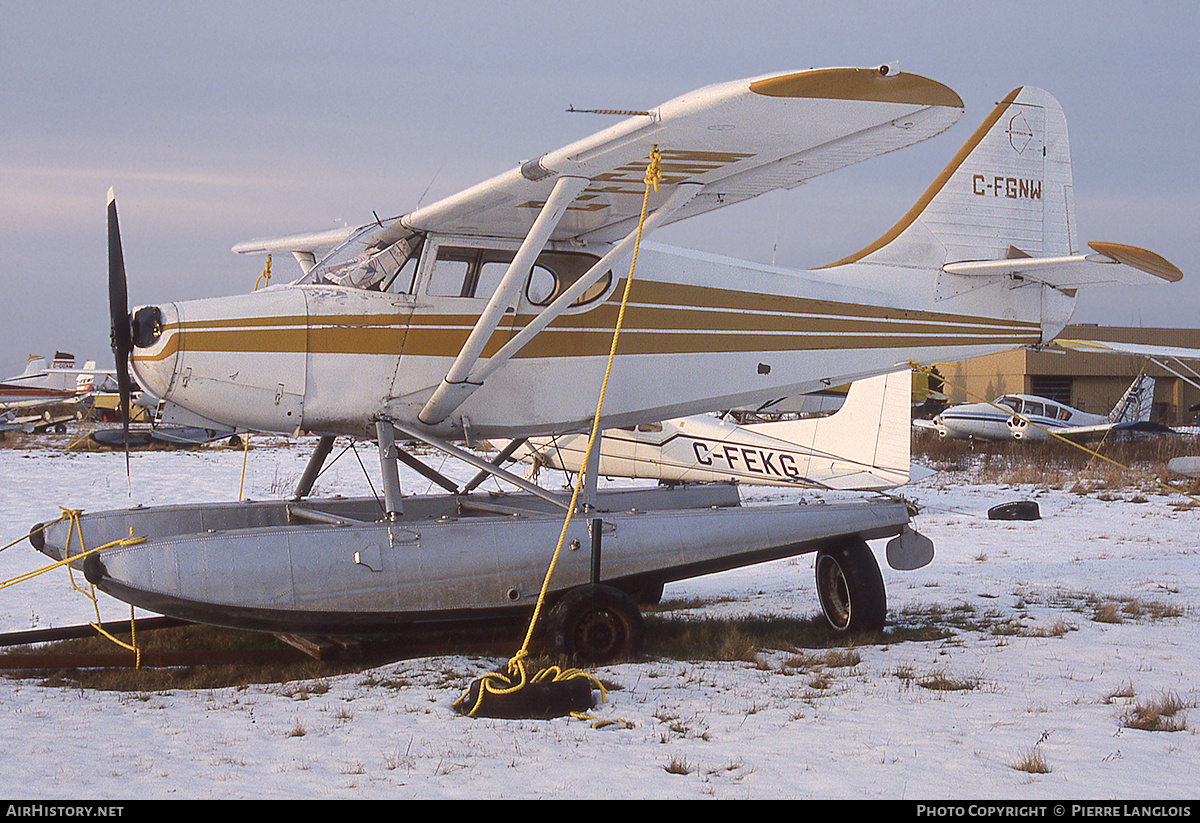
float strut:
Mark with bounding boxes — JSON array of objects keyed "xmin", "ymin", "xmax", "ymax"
[
  {"xmin": 590, "ymin": 518, "xmax": 602, "ymax": 586},
  {"xmin": 291, "ymin": 435, "xmax": 335, "ymax": 501},
  {"xmin": 375, "ymin": 422, "xmax": 404, "ymax": 519},
  {"xmin": 586, "ymin": 432, "xmax": 603, "ymax": 585}
]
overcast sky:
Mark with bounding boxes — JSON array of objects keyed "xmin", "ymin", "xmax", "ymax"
[{"xmin": 2, "ymin": 0, "xmax": 1197, "ymax": 376}]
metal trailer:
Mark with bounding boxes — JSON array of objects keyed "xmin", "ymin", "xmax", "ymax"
[{"xmin": 28, "ymin": 432, "xmax": 934, "ymax": 663}]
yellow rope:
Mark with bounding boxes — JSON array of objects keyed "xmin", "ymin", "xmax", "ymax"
[
  {"xmin": 908, "ymin": 360, "xmax": 1200, "ymax": 505},
  {"xmin": 254, "ymin": 255, "xmax": 272, "ymax": 291},
  {"xmin": 238, "ymin": 432, "xmax": 251, "ymax": 500},
  {"xmin": 456, "ymin": 148, "xmax": 662, "ymax": 717},
  {"xmin": 0, "ymin": 509, "xmax": 147, "ymax": 666}
]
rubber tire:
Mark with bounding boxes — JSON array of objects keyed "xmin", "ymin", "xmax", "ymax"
[
  {"xmin": 545, "ymin": 584, "xmax": 645, "ymax": 665},
  {"xmin": 814, "ymin": 538, "xmax": 886, "ymax": 633},
  {"xmin": 987, "ymin": 501, "xmax": 1040, "ymax": 521}
]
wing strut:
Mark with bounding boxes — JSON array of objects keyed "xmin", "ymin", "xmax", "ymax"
[
  {"xmin": 1146, "ymin": 357, "xmax": 1200, "ymax": 394},
  {"xmin": 419, "ymin": 175, "xmax": 589, "ymax": 425},
  {"xmin": 415, "ymin": 181, "xmax": 703, "ymax": 430}
]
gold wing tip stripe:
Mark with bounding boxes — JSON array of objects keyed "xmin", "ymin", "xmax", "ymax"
[
  {"xmin": 749, "ymin": 67, "xmax": 964, "ymax": 110},
  {"xmin": 1088, "ymin": 242, "xmax": 1184, "ymax": 283}
]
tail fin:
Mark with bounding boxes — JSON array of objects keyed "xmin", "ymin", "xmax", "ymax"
[
  {"xmin": 746, "ymin": 369, "xmax": 911, "ymax": 488},
  {"xmin": 827, "ymin": 86, "xmax": 1076, "ymax": 268},
  {"xmin": 1108, "ymin": 373, "xmax": 1155, "ymax": 424},
  {"xmin": 21, "ymin": 355, "xmax": 47, "ymax": 376}
]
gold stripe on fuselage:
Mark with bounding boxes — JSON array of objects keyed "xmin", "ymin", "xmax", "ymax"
[{"xmin": 131, "ymin": 279, "xmax": 1039, "ymax": 363}]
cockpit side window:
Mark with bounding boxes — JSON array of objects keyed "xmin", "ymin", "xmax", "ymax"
[
  {"xmin": 423, "ymin": 244, "xmax": 611, "ymax": 308},
  {"xmin": 524, "ymin": 251, "xmax": 612, "ymax": 308},
  {"xmin": 426, "ymin": 247, "xmax": 478, "ymax": 297}
]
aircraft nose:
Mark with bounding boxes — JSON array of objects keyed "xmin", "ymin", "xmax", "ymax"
[{"xmin": 1007, "ymin": 415, "xmax": 1027, "ymax": 439}]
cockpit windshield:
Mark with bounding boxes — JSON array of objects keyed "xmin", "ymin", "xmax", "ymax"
[{"xmin": 305, "ymin": 227, "xmax": 425, "ymax": 293}]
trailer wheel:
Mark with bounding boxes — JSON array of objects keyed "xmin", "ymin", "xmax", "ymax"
[
  {"xmin": 815, "ymin": 539, "xmax": 886, "ymax": 633},
  {"xmin": 545, "ymin": 584, "xmax": 645, "ymax": 665}
]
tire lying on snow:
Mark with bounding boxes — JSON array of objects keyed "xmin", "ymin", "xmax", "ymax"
[
  {"xmin": 987, "ymin": 501, "xmax": 1040, "ymax": 521},
  {"xmin": 814, "ymin": 538, "xmax": 886, "ymax": 633}
]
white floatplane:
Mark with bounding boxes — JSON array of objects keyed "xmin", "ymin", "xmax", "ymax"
[{"xmin": 31, "ymin": 66, "xmax": 1185, "ymax": 659}]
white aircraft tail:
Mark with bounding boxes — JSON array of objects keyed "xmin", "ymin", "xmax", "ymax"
[
  {"xmin": 21, "ymin": 355, "xmax": 47, "ymax": 376},
  {"xmin": 827, "ymin": 87, "xmax": 1182, "ymax": 290},
  {"xmin": 1108, "ymin": 373, "xmax": 1156, "ymax": 424},
  {"xmin": 742, "ymin": 370, "xmax": 912, "ymax": 488},
  {"xmin": 512, "ymin": 369, "xmax": 913, "ymax": 490},
  {"xmin": 828, "ymin": 86, "xmax": 1076, "ymax": 269}
]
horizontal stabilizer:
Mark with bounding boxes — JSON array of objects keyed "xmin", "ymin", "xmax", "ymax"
[{"xmin": 942, "ymin": 242, "xmax": 1182, "ymax": 288}]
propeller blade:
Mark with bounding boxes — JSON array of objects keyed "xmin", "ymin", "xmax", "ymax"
[{"xmin": 107, "ymin": 188, "xmax": 132, "ymax": 474}]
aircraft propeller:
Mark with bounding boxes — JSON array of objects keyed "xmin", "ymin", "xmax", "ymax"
[{"xmin": 107, "ymin": 188, "xmax": 132, "ymax": 473}]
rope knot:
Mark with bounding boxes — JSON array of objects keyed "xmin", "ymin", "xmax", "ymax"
[{"xmin": 644, "ymin": 147, "xmax": 662, "ymax": 191}]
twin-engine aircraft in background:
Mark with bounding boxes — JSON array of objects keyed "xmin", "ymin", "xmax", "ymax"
[
  {"xmin": 917, "ymin": 373, "xmax": 1171, "ymax": 442},
  {"xmin": 30, "ymin": 66, "xmax": 1187, "ymax": 654}
]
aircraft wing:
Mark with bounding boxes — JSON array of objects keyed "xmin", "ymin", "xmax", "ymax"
[
  {"xmin": 1054, "ymin": 338, "xmax": 1200, "ymax": 362},
  {"xmin": 237, "ymin": 66, "xmax": 957, "ymax": 262},
  {"xmin": 1051, "ymin": 420, "xmax": 1175, "ymax": 440},
  {"xmin": 1053, "ymin": 338, "xmax": 1200, "ymax": 399},
  {"xmin": 395, "ymin": 67, "xmax": 962, "ymax": 244}
]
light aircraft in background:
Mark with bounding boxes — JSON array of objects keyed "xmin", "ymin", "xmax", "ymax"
[
  {"xmin": 510, "ymin": 370, "xmax": 912, "ymax": 491},
  {"xmin": 31, "ymin": 66, "xmax": 1186, "ymax": 656},
  {"xmin": 1052, "ymin": 337, "xmax": 1200, "ymax": 479},
  {"xmin": 0, "ymin": 352, "xmax": 118, "ymax": 433},
  {"xmin": 0, "ymin": 352, "xmax": 116, "ymax": 407},
  {"xmin": 916, "ymin": 373, "xmax": 1170, "ymax": 441}
]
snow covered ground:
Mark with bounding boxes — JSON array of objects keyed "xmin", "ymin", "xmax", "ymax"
[{"xmin": 0, "ymin": 434, "xmax": 1197, "ymax": 800}]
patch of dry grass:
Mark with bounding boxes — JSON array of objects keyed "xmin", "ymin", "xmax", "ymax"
[
  {"xmin": 0, "ymin": 623, "xmax": 504, "ymax": 691},
  {"xmin": 913, "ymin": 430, "xmax": 1200, "ymax": 493},
  {"xmin": 1011, "ymin": 748, "xmax": 1051, "ymax": 774},
  {"xmin": 1089, "ymin": 596, "xmax": 1185, "ymax": 624},
  {"xmin": 916, "ymin": 670, "xmax": 980, "ymax": 692},
  {"xmin": 1121, "ymin": 692, "xmax": 1195, "ymax": 732}
]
